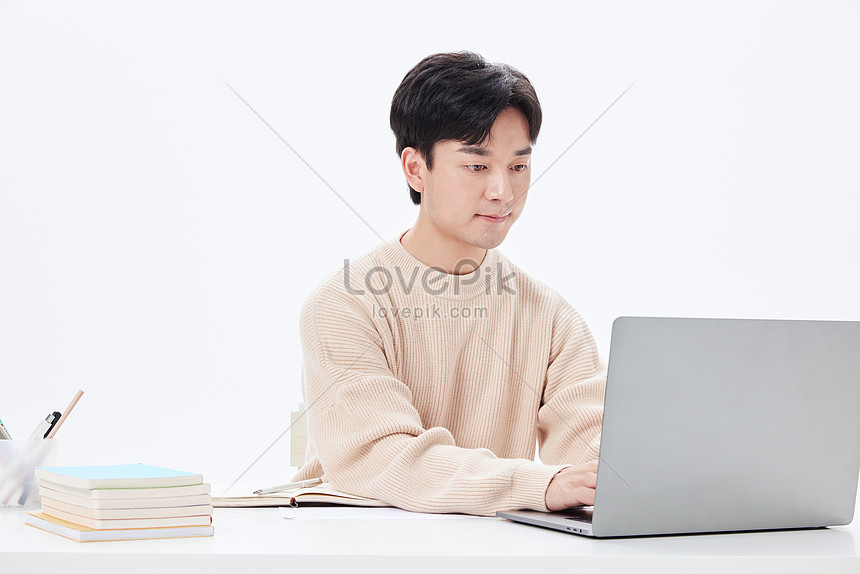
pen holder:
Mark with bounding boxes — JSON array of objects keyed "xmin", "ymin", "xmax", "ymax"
[{"xmin": 0, "ymin": 439, "xmax": 58, "ymax": 510}]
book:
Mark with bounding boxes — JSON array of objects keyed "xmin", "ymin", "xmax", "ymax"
[
  {"xmin": 39, "ymin": 485, "xmax": 212, "ymax": 509},
  {"xmin": 25, "ymin": 512, "xmax": 214, "ymax": 543},
  {"xmin": 34, "ymin": 464, "xmax": 203, "ymax": 490},
  {"xmin": 39, "ymin": 503, "xmax": 213, "ymax": 530},
  {"xmin": 37, "ymin": 480, "xmax": 211, "ymax": 500},
  {"xmin": 212, "ymin": 482, "xmax": 390, "ymax": 508},
  {"xmin": 40, "ymin": 497, "xmax": 214, "ymax": 519}
]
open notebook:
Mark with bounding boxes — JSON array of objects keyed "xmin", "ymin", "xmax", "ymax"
[{"xmin": 213, "ymin": 482, "xmax": 390, "ymax": 508}]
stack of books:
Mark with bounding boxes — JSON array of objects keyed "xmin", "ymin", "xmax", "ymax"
[{"xmin": 24, "ymin": 463, "xmax": 214, "ymax": 542}]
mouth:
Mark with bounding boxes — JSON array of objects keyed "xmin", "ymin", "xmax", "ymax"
[{"xmin": 476, "ymin": 213, "xmax": 509, "ymax": 224}]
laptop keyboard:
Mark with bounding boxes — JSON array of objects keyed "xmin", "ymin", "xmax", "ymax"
[{"xmin": 562, "ymin": 506, "xmax": 594, "ymax": 524}]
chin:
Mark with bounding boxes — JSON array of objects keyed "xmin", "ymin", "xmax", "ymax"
[{"xmin": 472, "ymin": 228, "xmax": 510, "ymax": 250}]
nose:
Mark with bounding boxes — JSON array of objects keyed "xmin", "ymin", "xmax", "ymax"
[{"xmin": 484, "ymin": 169, "xmax": 515, "ymax": 203}]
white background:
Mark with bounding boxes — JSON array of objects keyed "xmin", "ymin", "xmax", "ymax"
[{"xmin": 1, "ymin": 1, "xmax": 858, "ymax": 491}]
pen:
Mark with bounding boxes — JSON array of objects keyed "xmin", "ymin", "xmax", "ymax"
[
  {"xmin": 27, "ymin": 412, "xmax": 59, "ymax": 440},
  {"xmin": 254, "ymin": 477, "xmax": 322, "ymax": 495},
  {"xmin": 43, "ymin": 411, "xmax": 62, "ymax": 438},
  {"xmin": 46, "ymin": 389, "xmax": 83, "ymax": 439},
  {"xmin": 0, "ymin": 418, "xmax": 12, "ymax": 440}
]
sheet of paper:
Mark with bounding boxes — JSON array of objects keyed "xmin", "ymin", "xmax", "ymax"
[{"xmin": 279, "ymin": 506, "xmax": 492, "ymax": 520}]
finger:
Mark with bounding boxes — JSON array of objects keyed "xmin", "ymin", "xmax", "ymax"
[
  {"xmin": 577, "ymin": 486, "xmax": 596, "ymax": 506},
  {"xmin": 581, "ymin": 471, "xmax": 598, "ymax": 488}
]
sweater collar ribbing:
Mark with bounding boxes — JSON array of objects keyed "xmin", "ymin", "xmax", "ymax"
[{"xmin": 375, "ymin": 229, "xmax": 503, "ymax": 300}]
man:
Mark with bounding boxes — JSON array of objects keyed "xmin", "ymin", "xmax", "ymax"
[{"xmin": 292, "ymin": 51, "xmax": 605, "ymax": 516}]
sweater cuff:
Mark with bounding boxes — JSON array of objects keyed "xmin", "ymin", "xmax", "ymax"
[{"xmin": 508, "ymin": 461, "xmax": 571, "ymax": 512}]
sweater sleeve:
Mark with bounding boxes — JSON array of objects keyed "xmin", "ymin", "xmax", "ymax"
[
  {"xmin": 537, "ymin": 297, "xmax": 607, "ymax": 466},
  {"xmin": 296, "ymin": 284, "xmax": 567, "ymax": 516}
]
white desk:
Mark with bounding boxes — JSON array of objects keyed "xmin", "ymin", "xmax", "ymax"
[{"xmin": 1, "ymin": 506, "xmax": 858, "ymax": 574}]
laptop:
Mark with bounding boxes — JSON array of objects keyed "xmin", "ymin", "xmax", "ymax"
[{"xmin": 497, "ymin": 317, "xmax": 860, "ymax": 537}]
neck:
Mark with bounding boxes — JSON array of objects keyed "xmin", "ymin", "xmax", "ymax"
[{"xmin": 400, "ymin": 222, "xmax": 487, "ymax": 275}]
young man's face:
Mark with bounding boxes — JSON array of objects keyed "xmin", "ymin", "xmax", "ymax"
[{"xmin": 414, "ymin": 106, "xmax": 532, "ymax": 253}]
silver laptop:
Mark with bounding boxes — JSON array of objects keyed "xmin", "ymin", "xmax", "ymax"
[{"xmin": 498, "ymin": 317, "xmax": 860, "ymax": 537}]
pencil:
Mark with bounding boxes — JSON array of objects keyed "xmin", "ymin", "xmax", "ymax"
[{"xmin": 46, "ymin": 389, "xmax": 84, "ymax": 439}]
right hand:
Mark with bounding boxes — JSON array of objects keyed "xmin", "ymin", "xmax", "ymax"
[{"xmin": 544, "ymin": 460, "xmax": 598, "ymax": 511}]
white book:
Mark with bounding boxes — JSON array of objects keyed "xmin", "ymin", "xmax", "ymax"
[
  {"xmin": 40, "ymin": 497, "xmax": 213, "ymax": 519},
  {"xmin": 41, "ymin": 503, "xmax": 212, "ymax": 530},
  {"xmin": 38, "ymin": 480, "xmax": 211, "ymax": 500},
  {"xmin": 25, "ymin": 512, "xmax": 214, "ymax": 542},
  {"xmin": 38, "ymin": 485, "xmax": 211, "ymax": 509}
]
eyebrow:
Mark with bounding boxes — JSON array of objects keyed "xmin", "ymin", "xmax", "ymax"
[{"xmin": 455, "ymin": 145, "xmax": 532, "ymax": 157}]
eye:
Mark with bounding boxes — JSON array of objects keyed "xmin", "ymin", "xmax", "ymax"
[
  {"xmin": 466, "ymin": 165, "xmax": 486, "ymax": 172},
  {"xmin": 512, "ymin": 164, "xmax": 528, "ymax": 172}
]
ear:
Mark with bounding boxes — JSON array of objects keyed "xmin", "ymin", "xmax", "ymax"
[{"xmin": 400, "ymin": 147, "xmax": 425, "ymax": 194}]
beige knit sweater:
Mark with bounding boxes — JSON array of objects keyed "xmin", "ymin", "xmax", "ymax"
[{"xmin": 292, "ymin": 230, "xmax": 606, "ymax": 516}]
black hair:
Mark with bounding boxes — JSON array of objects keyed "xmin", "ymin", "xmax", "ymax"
[{"xmin": 390, "ymin": 51, "xmax": 542, "ymax": 205}]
